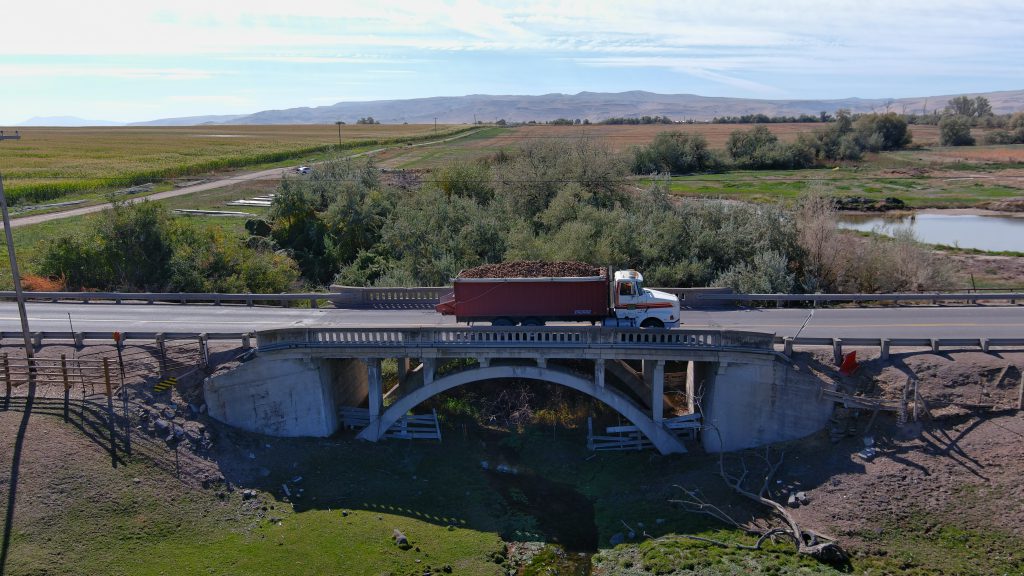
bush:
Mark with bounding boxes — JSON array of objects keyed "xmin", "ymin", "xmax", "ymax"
[
  {"xmin": 939, "ymin": 115, "xmax": 975, "ymax": 146},
  {"xmin": 854, "ymin": 113, "xmax": 912, "ymax": 151},
  {"xmin": 725, "ymin": 126, "xmax": 815, "ymax": 169},
  {"xmin": 629, "ymin": 131, "xmax": 722, "ymax": 174}
]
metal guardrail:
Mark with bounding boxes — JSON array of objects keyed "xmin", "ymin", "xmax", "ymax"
[
  {"xmin": 256, "ymin": 326, "xmax": 776, "ymax": 352},
  {"xmin": 698, "ymin": 292, "xmax": 1024, "ymax": 306},
  {"xmin": 1, "ymin": 287, "xmax": 1020, "ymax": 309}
]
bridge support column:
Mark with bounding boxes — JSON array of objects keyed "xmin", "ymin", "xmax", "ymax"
[
  {"xmin": 595, "ymin": 359, "xmax": 605, "ymax": 389},
  {"xmin": 397, "ymin": 358, "xmax": 410, "ymax": 387},
  {"xmin": 422, "ymin": 358, "xmax": 436, "ymax": 385},
  {"xmin": 367, "ymin": 358, "xmax": 383, "ymax": 423},
  {"xmin": 644, "ymin": 359, "xmax": 665, "ymax": 423}
]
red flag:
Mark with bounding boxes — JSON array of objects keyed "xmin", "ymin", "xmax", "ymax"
[{"xmin": 839, "ymin": 351, "xmax": 859, "ymax": 376}]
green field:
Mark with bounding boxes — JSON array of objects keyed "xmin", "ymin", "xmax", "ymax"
[{"xmin": 0, "ymin": 124, "xmax": 475, "ymax": 204}]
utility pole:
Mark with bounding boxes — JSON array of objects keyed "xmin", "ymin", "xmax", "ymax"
[
  {"xmin": 334, "ymin": 121, "xmax": 343, "ymax": 148},
  {"xmin": 0, "ymin": 130, "xmax": 21, "ymax": 141},
  {"xmin": 0, "ymin": 173, "xmax": 33, "ymax": 369},
  {"xmin": 434, "ymin": 117, "xmax": 437, "ymax": 135}
]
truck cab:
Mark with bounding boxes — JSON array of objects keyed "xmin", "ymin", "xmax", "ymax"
[{"xmin": 608, "ymin": 270, "xmax": 681, "ymax": 328}]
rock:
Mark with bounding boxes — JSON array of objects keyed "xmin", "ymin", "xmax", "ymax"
[
  {"xmin": 393, "ymin": 529, "xmax": 411, "ymax": 550},
  {"xmin": 173, "ymin": 425, "xmax": 186, "ymax": 440},
  {"xmin": 480, "ymin": 460, "xmax": 489, "ymax": 470},
  {"xmin": 796, "ymin": 491, "xmax": 811, "ymax": 505},
  {"xmin": 610, "ymin": 532, "xmax": 625, "ymax": 546},
  {"xmin": 162, "ymin": 408, "xmax": 176, "ymax": 420},
  {"xmin": 341, "ymin": 510, "xmax": 349, "ymax": 517},
  {"xmin": 242, "ymin": 489, "xmax": 257, "ymax": 500},
  {"xmin": 154, "ymin": 418, "xmax": 170, "ymax": 433},
  {"xmin": 291, "ymin": 476, "xmax": 303, "ymax": 483},
  {"xmin": 132, "ymin": 477, "xmax": 141, "ymax": 484},
  {"xmin": 787, "ymin": 493, "xmax": 800, "ymax": 508}
]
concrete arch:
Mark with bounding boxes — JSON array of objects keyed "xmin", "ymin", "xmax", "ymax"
[{"xmin": 356, "ymin": 364, "xmax": 686, "ymax": 454}]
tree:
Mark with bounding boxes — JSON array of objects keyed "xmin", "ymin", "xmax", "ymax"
[
  {"xmin": 946, "ymin": 96, "xmax": 977, "ymax": 117},
  {"xmin": 939, "ymin": 115, "xmax": 975, "ymax": 146},
  {"xmin": 854, "ymin": 113, "xmax": 912, "ymax": 151},
  {"xmin": 974, "ymin": 96, "xmax": 993, "ymax": 117}
]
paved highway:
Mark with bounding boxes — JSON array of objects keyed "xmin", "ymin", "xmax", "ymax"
[{"xmin": 0, "ymin": 302, "xmax": 1021, "ymax": 340}]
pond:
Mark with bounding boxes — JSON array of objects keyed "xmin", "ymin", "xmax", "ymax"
[{"xmin": 837, "ymin": 212, "xmax": 1024, "ymax": 252}]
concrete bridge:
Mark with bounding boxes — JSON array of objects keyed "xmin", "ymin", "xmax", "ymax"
[{"xmin": 204, "ymin": 326, "xmax": 835, "ymax": 454}]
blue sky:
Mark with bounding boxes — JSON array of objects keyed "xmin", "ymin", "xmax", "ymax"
[{"xmin": 1, "ymin": 0, "xmax": 1022, "ymax": 124}]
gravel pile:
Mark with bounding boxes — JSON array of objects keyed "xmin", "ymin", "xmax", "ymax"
[{"xmin": 458, "ymin": 261, "xmax": 604, "ymax": 279}]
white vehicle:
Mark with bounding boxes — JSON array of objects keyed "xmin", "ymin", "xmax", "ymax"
[{"xmin": 295, "ymin": 165, "xmax": 311, "ymax": 174}]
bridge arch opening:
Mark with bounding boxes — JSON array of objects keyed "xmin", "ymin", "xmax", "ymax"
[{"xmin": 357, "ymin": 363, "xmax": 687, "ymax": 454}]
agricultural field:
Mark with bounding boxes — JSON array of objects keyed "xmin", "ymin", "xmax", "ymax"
[{"xmin": 0, "ymin": 124, "xmax": 469, "ymax": 204}]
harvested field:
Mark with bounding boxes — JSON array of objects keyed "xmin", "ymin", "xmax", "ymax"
[
  {"xmin": 0, "ymin": 124, "xmax": 467, "ymax": 203},
  {"xmin": 458, "ymin": 260, "xmax": 604, "ymax": 278}
]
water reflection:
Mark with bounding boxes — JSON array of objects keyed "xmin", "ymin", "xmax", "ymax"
[{"xmin": 837, "ymin": 213, "xmax": 1024, "ymax": 252}]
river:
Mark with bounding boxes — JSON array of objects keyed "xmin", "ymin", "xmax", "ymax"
[{"xmin": 837, "ymin": 212, "xmax": 1024, "ymax": 252}]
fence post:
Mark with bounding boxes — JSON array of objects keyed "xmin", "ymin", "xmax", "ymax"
[
  {"xmin": 62, "ymin": 354, "xmax": 70, "ymax": 422},
  {"xmin": 1017, "ymin": 372, "xmax": 1023, "ymax": 412},
  {"xmin": 2, "ymin": 353, "xmax": 8, "ymax": 410},
  {"xmin": 103, "ymin": 358, "xmax": 118, "ymax": 467}
]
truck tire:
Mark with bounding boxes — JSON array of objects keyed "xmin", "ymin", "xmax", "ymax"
[
  {"xmin": 491, "ymin": 317, "xmax": 515, "ymax": 327},
  {"xmin": 640, "ymin": 318, "xmax": 665, "ymax": 329},
  {"xmin": 521, "ymin": 317, "xmax": 545, "ymax": 327}
]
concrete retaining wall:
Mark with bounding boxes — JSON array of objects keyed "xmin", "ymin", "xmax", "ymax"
[
  {"xmin": 701, "ymin": 359, "xmax": 834, "ymax": 453},
  {"xmin": 204, "ymin": 356, "xmax": 367, "ymax": 437}
]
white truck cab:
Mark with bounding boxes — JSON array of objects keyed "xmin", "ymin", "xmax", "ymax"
[{"xmin": 605, "ymin": 270, "xmax": 681, "ymax": 328}]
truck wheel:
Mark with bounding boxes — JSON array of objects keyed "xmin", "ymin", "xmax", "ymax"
[
  {"xmin": 492, "ymin": 318, "xmax": 515, "ymax": 327},
  {"xmin": 521, "ymin": 318, "xmax": 545, "ymax": 327},
  {"xmin": 640, "ymin": 318, "xmax": 665, "ymax": 329}
]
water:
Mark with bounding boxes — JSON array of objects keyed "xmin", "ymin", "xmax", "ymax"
[{"xmin": 837, "ymin": 213, "xmax": 1024, "ymax": 252}]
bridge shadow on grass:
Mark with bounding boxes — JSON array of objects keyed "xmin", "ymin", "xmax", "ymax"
[{"xmin": 208, "ymin": 423, "xmax": 772, "ymax": 552}]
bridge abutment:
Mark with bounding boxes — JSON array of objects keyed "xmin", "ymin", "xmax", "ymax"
[{"xmin": 205, "ymin": 356, "xmax": 368, "ymax": 437}]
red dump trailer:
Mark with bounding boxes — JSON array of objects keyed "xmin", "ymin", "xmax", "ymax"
[{"xmin": 435, "ymin": 267, "xmax": 681, "ymax": 327}]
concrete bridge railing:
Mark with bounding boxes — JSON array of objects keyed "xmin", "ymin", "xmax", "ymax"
[{"xmin": 255, "ymin": 326, "xmax": 776, "ymax": 353}]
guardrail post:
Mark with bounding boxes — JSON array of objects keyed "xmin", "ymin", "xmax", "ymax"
[
  {"xmin": 31, "ymin": 332, "xmax": 43, "ymax": 351},
  {"xmin": 198, "ymin": 333, "xmax": 209, "ymax": 368},
  {"xmin": 880, "ymin": 338, "xmax": 891, "ymax": 361},
  {"xmin": 981, "ymin": 338, "xmax": 990, "ymax": 353},
  {"xmin": 309, "ymin": 298, "xmax": 318, "ymax": 309},
  {"xmin": 246, "ymin": 295, "xmax": 254, "ymax": 307},
  {"xmin": 832, "ymin": 338, "xmax": 843, "ymax": 365},
  {"xmin": 156, "ymin": 333, "xmax": 168, "ymax": 377},
  {"xmin": 73, "ymin": 332, "xmax": 84, "ymax": 349},
  {"xmin": 241, "ymin": 333, "xmax": 252, "ymax": 350},
  {"xmin": 931, "ymin": 339, "xmax": 940, "ymax": 353},
  {"xmin": 783, "ymin": 337, "xmax": 794, "ymax": 357}
]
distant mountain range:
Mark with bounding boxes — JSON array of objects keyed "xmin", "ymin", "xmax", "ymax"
[
  {"xmin": 18, "ymin": 90, "xmax": 1024, "ymax": 126},
  {"xmin": 17, "ymin": 115, "xmax": 124, "ymax": 127}
]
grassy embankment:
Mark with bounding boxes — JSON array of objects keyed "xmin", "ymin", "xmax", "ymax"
[
  {"xmin": 2, "ymin": 403, "xmax": 1021, "ymax": 576},
  {"xmin": 0, "ymin": 124, "xmax": 478, "ymax": 206}
]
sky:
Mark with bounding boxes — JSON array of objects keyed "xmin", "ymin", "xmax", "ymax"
[{"xmin": 1, "ymin": 0, "xmax": 1022, "ymax": 124}]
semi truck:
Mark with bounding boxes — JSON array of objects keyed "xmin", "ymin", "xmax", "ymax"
[{"xmin": 435, "ymin": 268, "xmax": 680, "ymax": 328}]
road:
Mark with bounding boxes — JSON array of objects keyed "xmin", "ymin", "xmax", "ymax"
[
  {"xmin": 0, "ymin": 302, "xmax": 1021, "ymax": 340},
  {"xmin": 3, "ymin": 128, "xmax": 485, "ymax": 229}
]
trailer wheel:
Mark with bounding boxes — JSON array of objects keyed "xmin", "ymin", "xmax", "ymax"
[
  {"xmin": 640, "ymin": 318, "xmax": 664, "ymax": 329},
  {"xmin": 521, "ymin": 318, "xmax": 545, "ymax": 327},
  {"xmin": 492, "ymin": 317, "xmax": 515, "ymax": 326}
]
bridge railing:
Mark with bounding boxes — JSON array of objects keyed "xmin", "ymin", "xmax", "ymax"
[
  {"xmin": 2, "ymin": 287, "xmax": 1020, "ymax": 309},
  {"xmin": 255, "ymin": 326, "xmax": 776, "ymax": 352}
]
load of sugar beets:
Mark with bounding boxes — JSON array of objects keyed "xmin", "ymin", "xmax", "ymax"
[{"xmin": 437, "ymin": 261, "xmax": 682, "ymax": 328}]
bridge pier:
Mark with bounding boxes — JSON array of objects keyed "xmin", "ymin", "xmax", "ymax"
[
  {"xmin": 643, "ymin": 359, "xmax": 665, "ymax": 423},
  {"xmin": 367, "ymin": 358, "xmax": 382, "ymax": 423}
]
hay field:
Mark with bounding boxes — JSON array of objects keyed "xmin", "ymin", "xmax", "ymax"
[{"xmin": 0, "ymin": 124, "xmax": 462, "ymax": 203}]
